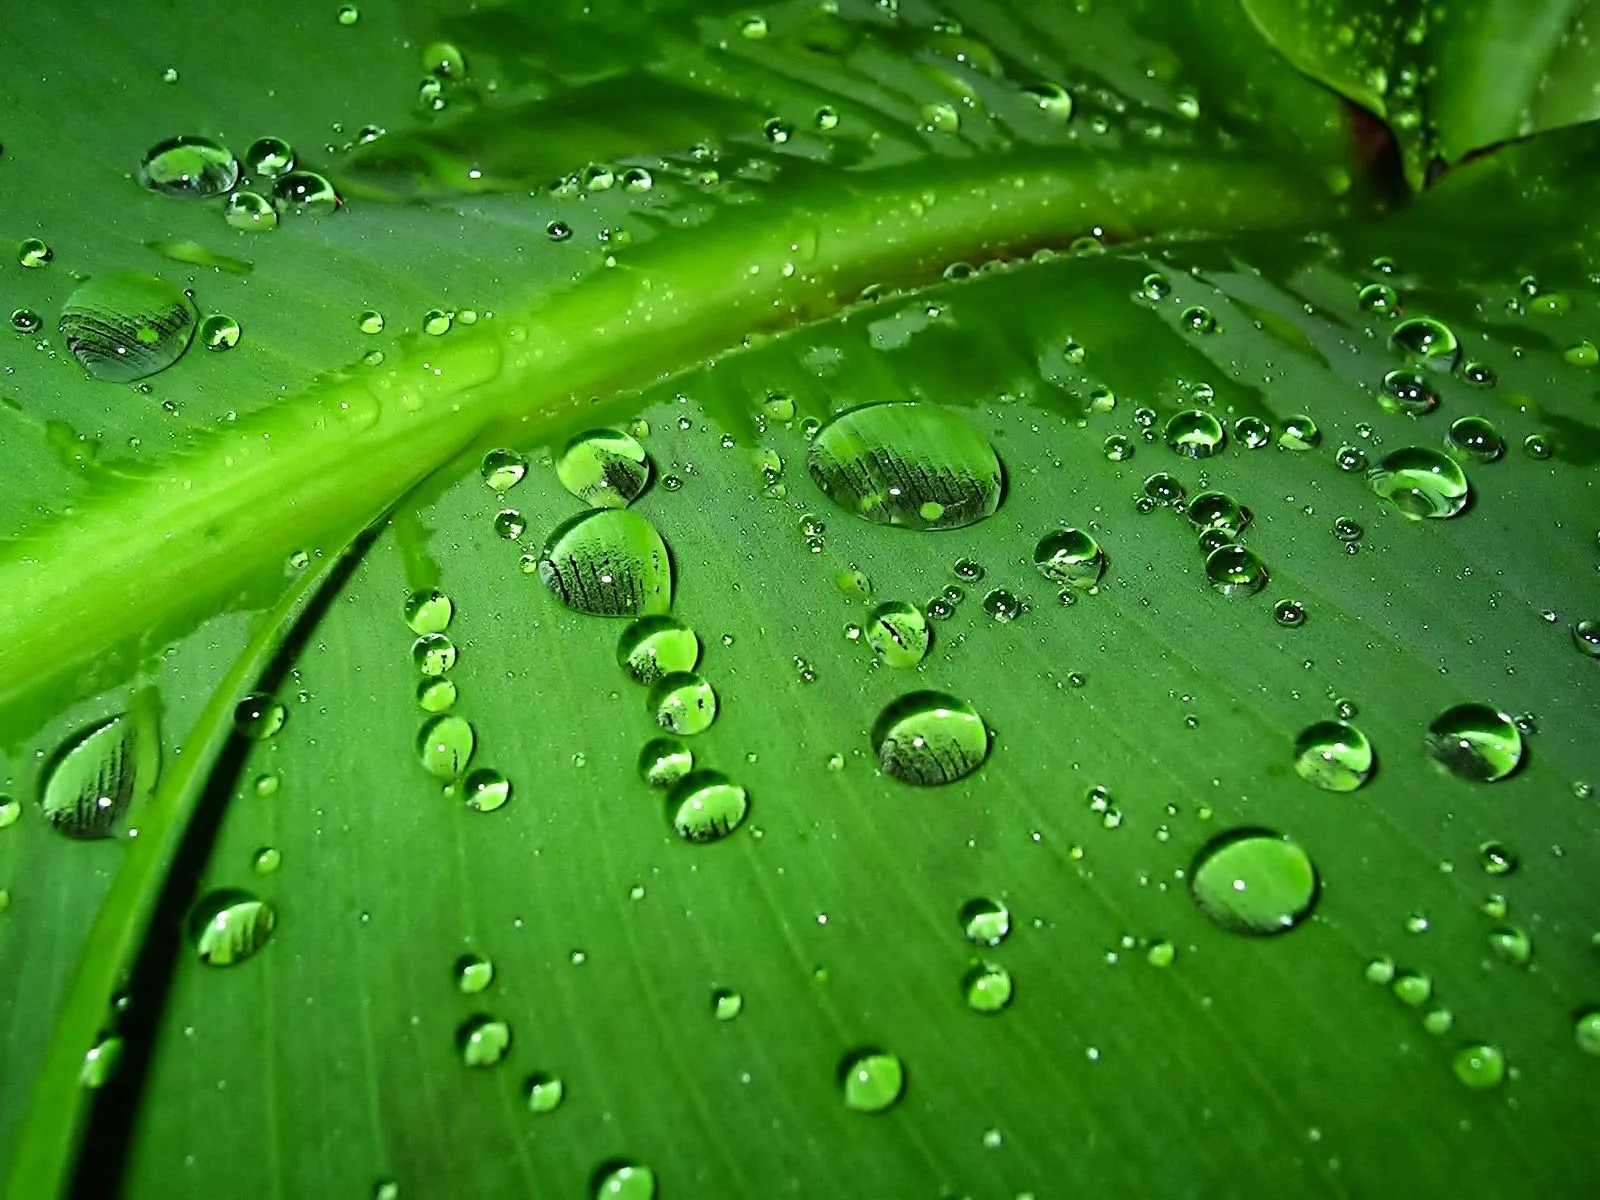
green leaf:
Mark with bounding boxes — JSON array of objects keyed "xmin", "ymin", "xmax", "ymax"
[
  {"xmin": 1244, "ymin": 0, "xmax": 1600, "ymax": 187},
  {"xmin": 2, "ymin": 3, "xmax": 1599, "ymax": 1199}
]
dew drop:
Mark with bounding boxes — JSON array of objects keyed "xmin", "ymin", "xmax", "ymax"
[
  {"xmin": 592, "ymin": 1161, "xmax": 655, "ymax": 1200},
  {"xmin": 457, "ymin": 1015, "xmax": 511, "ymax": 1066},
  {"xmin": 1380, "ymin": 369, "xmax": 1438, "ymax": 415},
  {"xmin": 839, "ymin": 1049, "xmax": 905, "ymax": 1112},
  {"xmin": 962, "ymin": 962, "xmax": 1014, "ymax": 1013},
  {"xmin": 417, "ymin": 715, "xmax": 475, "ymax": 780},
  {"xmin": 233, "ymin": 693, "xmax": 286, "ymax": 740},
  {"xmin": 959, "ymin": 897, "xmax": 1011, "ymax": 946},
  {"xmin": 1204, "ymin": 545, "xmax": 1268, "ymax": 596},
  {"xmin": 618, "ymin": 615, "xmax": 700, "ymax": 684},
  {"xmin": 1234, "ymin": 416, "xmax": 1272, "ymax": 449},
  {"xmin": 1165, "ymin": 409, "xmax": 1226, "ymax": 458},
  {"xmin": 455, "ymin": 953, "xmax": 495, "ymax": 993},
  {"xmin": 1190, "ymin": 828, "xmax": 1318, "ymax": 936},
  {"xmin": 189, "ymin": 888, "xmax": 276, "ymax": 966},
  {"xmin": 1574, "ymin": 1010, "xmax": 1600, "ymax": 1056},
  {"xmin": 404, "ymin": 588, "xmax": 453, "ymax": 634},
  {"xmin": 526, "ymin": 1072, "xmax": 565, "ymax": 1113},
  {"xmin": 872, "ymin": 691, "xmax": 989, "ymax": 786},
  {"xmin": 1572, "ymin": 619, "xmax": 1600, "ymax": 659},
  {"xmin": 39, "ymin": 711, "xmax": 158, "ymax": 839},
  {"xmin": 18, "ymin": 237, "xmax": 53, "ymax": 268},
  {"xmin": 1187, "ymin": 492, "xmax": 1249, "ymax": 539},
  {"xmin": 1357, "ymin": 282, "xmax": 1399, "ymax": 316},
  {"xmin": 138, "ymin": 135, "xmax": 239, "ymax": 198},
  {"xmin": 556, "ymin": 428, "xmax": 651, "ymax": 508},
  {"xmin": 60, "ymin": 271, "xmax": 198, "ymax": 382},
  {"xmin": 462, "ymin": 767, "xmax": 510, "ymax": 812},
  {"xmin": 981, "ymin": 589, "xmax": 1023, "ymax": 622},
  {"xmin": 1368, "ymin": 447, "xmax": 1469, "ymax": 519},
  {"xmin": 1446, "ymin": 416, "xmax": 1503, "ymax": 463},
  {"xmin": 81, "ymin": 1036, "xmax": 124, "ymax": 1089},
  {"xmin": 199, "ymin": 313, "xmax": 240, "ymax": 351},
  {"xmin": 1277, "ymin": 415, "xmax": 1320, "ymax": 450},
  {"xmin": 223, "ymin": 191, "xmax": 277, "ymax": 231},
  {"xmin": 865, "ymin": 601, "xmax": 930, "ymax": 668},
  {"xmin": 1452, "ymin": 1043, "xmax": 1505, "ymax": 1089},
  {"xmin": 1424, "ymin": 703, "xmax": 1523, "ymax": 782},
  {"xmin": 1390, "ymin": 317, "xmax": 1460, "ymax": 372},
  {"xmin": 1181, "ymin": 306, "xmax": 1216, "ymax": 333},
  {"xmin": 806, "ymin": 401, "xmax": 1003, "ymax": 530},
  {"xmin": 638, "ymin": 737, "xmax": 693, "ymax": 788},
  {"xmin": 712, "ymin": 987, "xmax": 744, "ymax": 1020},
  {"xmin": 243, "ymin": 136, "xmax": 295, "ymax": 178},
  {"xmin": 648, "ymin": 671, "xmax": 718, "ymax": 735},
  {"xmin": 667, "ymin": 770, "xmax": 748, "ymax": 842},
  {"xmin": 1292, "ymin": 720, "xmax": 1374, "ymax": 792},
  {"xmin": 536, "ymin": 509, "xmax": 672, "ymax": 617},
  {"xmin": 271, "ymin": 170, "xmax": 341, "ymax": 215},
  {"xmin": 1033, "ymin": 528, "xmax": 1105, "ymax": 589}
]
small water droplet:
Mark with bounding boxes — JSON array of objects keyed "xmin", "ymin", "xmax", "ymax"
[
  {"xmin": 457, "ymin": 1014, "xmax": 511, "ymax": 1066},
  {"xmin": 81, "ymin": 1036, "xmax": 124, "ymax": 1089},
  {"xmin": 461, "ymin": 767, "xmax": 511, "ymax": 812},
  {"xmin": 272, "ymin": 169, "xmax": 341, "ymax": 215},
  {"xmin": 1272, "ymin": 600, "xmax": 1307, "ymax": 627},
  {"xmin": 618, "ymin": 616, "xmax": 700, "ymax": 684},
  {"xmin": 591, "ymin": 1160, "xmax": 656, "ymax": 1200},
  {"xmin": 981, "ymin": 589, "xmax": 1023, "ymax": 622},
  {"xmin": 18, "ymin": 237, "xmax": 53, "ymax": 268},
  {"xmin": 1235, "ymin": 416, "xmax": 1272, "ymax": 449},
  {"xmin": 243, "ymin": 136, "xmax": 295, "ymax": 178},
  {"xmin": 234, "ymin": 693, "xmax": 286, "ymax": 740},
  {"xmin": 1180, "ymin": 306, "xmax": 1216, "ymax": 333},
  {"xmin": 963, "ymin": 962, "xmax": 1014, "ymax": 1012},
  {"xmin": 638, "ymin": 737, "xmax": 694, "ymax": 788},
  {"xmin": 223, "ymin": 191, "xmax": 277, "ymax": 231},
  {"xmin": 1390, "ymin": 317, "xmax": 1460, "ymax": 372},
  {"xmin": 1357, "ymin": 282, "xmax": 1399, "ymax": 316},
  {"xmin": 959, "ymin": 897, "xmax": 1011, "ymax": 946},
  {"xmin": 711, "ymin": 987, "xmax": 744, "ymax": 1020},
  {"xmin": 1379, "ymin": 369, "xmax": 1438, "ymax": 415},
  {"xmin": 1033, "ymin": 528, "xmax": 1105, "ymax": 589},
  {"xmin": 839, "ymin": 1049, "xmax": 905, "ymax": 1112},
  {"xmin": 455, "ymin": 953, "xmax": 495, "ymax": 994},
  {"xmin": 1574, "ymin": 1010, "xmax": 1600, "ymax": 1056},
  {"xmin": 1452, "ymin": 1043, "xmax": 1505, "ymax": 1089},
  {"xmin": 189, "ymin": 888, "xmax": 276, "ymax": 965},
  {"xmin": 1523, "ymin": 433, "xmax": 1553, "ymax": 460}
]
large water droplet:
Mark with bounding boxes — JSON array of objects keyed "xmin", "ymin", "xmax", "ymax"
[
  {"xmin": 272, "ymin": 170, "xmax": 341, "ymax": 215},
  {"xmin": 667, "ymin": 770, "xmax": 748, "ymax": 842},
  {"xmin": 1292, "ymin": 720, "xmax": 1374, "ymax": 792},
  {"xmin": 1190, "ymin": 828, "xmax": 1318, "ymax": 936},
  {"xmin": 138, "ymin": 134, "xmax": 239, "ymax": 197},
  {"xmin": 59, "ymin": 271, "xmax": 198, "ymax": 382},
  {"xmin": 537, "ymin": 509, "xmax": 672, "ymax": 617},
  {"xmin": 1379, "ymin": 369, "xmax": 1438, "ymax": 416},
  {"xmin": 556, "ymin": 428, "xmax": 651, "ymax": 508},
  {"xmin": 1367, "ymin": 448, "xmax": 1469, "ymax": 519},
  {"xmin": 1424, "ymin": 703, "xmax": 1523, "ymax": 782},
  {"xmin": 1165, "ymin": 410, "xmax": 1226, "ymax": 458},
  {"xmin": 1204, "ymin": 545, "xmax": 1268, "ymax": 596},
  {"xmin": 1452, "ymin": 1043, "xmax": 1506, "ymax": 1089},
  {"xmin": 189, "ymin": 888, "xmax": 276, "ymax": 965},
  {"xmin": 617, "ymin": 615, "xmax": 699, "ymax": 684},
  {"xmin": 417, "ymin": 715, "xmax": 475, "ymax": 780},
  {"xmin": 865, "ymin": 601, "xmax": 930, "ymax": 668},
  {"xmin": 1446, "ymin": 416, "xmax": 1504, "ymax": 462},
  {"xmin": 839, "ymin": 1049, "xmax": 905, "ymax": 1112},
  {"xmin": 872, "ymin": 691, "xmax": 989, "ymax": 786},
  {"xmin": 1033, "ymin": 528, "xmax": 1105, "ymax": 589},
  {"xmin": 404, "ymin": 589, "xmax": 453, "ymax": 634},
  {"xmin": 806, "ymin": 401, "xmax": 1003, "ymax": 530},
  {"xmin": 233, "ymin": 693, "xmax": 287, "ymax": 740},
  {"xmin": 39, "ymin": 711, "xmax": 159, "ymax": 839},
  {"xmin": 1187, "ymin": 492, "xmax": 1250, "ymax": 540}
]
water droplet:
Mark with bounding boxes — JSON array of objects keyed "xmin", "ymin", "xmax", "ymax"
[
  {"xmin": 1033, "ymin": 528, "xmax": 1105, "ymax": 589},
  {"xmin": 963, "ymin": 962, "xmax": 1014, "ymax": 1012},
  {"xmin": 417, "ymin": 715, "xmax": 475, "ymax": 780},
  {"xmin": 1165, "ymin": 410, "xmax": 1226, "ymax": 458},
  {"xmin": 839, "ymin": 1049, "xmax": 905, "ymax": 1112},
  {"xmin": 592, "ymin": 1161, "xmax": 656, "ymax": 1200},
  {"xmin": 139, "ymin": 135, "xmax": 239, "ymax": 198},
  {"xmin": 1143, "ymin": 472, "xmax": 1184, "ymax": 505},
  {"xmin": 59, "ymin": 271, "xmax": 198, "ymax": 382},
  {"xmin": 233, "ymin": 693, "xmax": 286, "ymax": 741},
  {"xmin": 873, "ymin": 691, "xmax": 989, "ymax": 786},
  {"xmin": 1379, "ymin": 369, "xmax": 1438, "ymax": 415},
  {"xmin": 556, "ymin": 428, "xmax": 651, "ymax": 508},
  {"xmin": 1204, "ymin": 545, "xmax": 1268, "ymax": 596},
  {"xmin": 648, "ymin": 672, "xmax": 718, "ymax": 735},
  {"xmin": 272, "ymin": 170, "xmax": 341, "ymax": 215},
  {"xmin": 1393, "ymin": 971, "xmax": 1432, "ymax": 1006},
  {"xmin": 39, "ymin": 711, "xmax": 158, "ymax": 839},
  {"xmin": 10, "ymin": 308, "xmax": 41, "ymax": 334},
  {"xmin": 667, "ymin": 770, "xmax": 748, "ymax": 842},
  {"xmin": 243, "ymin": 136, "xmax": 295, "ymax": 178},
  {"xmin": 457, "ymin": 1014, "xmax": 511, "ymax": 1066},
  {"xmin": 1574, "ymin": 1010, "xmax": 1600, "ymax": 1056},
  {"xmin": 1103, "ymin": 434, "xmax": 1135, "ymax": 461},
  {"xmin": 959, "ymin": 897, "xmax": 1010, "ymax": 946},
  {"xmin": 1564, "ymin": 340, "xmax": 1598, "ymax": 367},
  {"xmin": 1235, "ymin": 416, "xmax": 1272, "ymax": 449},
  {"xmin": 525, "ymin": 1072, "xmax": 565, "ymax": 1112},
  {"xmin": 455, "ymin": 953, "xmax": 495, "ymax": 993},
  {"xmin": 1478, "ymin": 841, "xmax": 1518, "ymax": 876},
  {"xmin": 806, "ymin": 402, "xmax": 1003, "ymax": 530},
  {"xmin": 493, "ymin": 509, "xmax": 526, "ymax": 540},
  {"xmin": 1390, "ymin": 317, "xmax": 1460, "ymax": 372},
  {"xmin": 1293, "ymin": 721, "xmax": 1374, "ymax": 792},
  {"xmin": 462, "ymin": 767, "xmax": 511, "ymax": 812},
  {"xmin": 1181, "ymin": 306, "xmax": 1216, "ymax": 333},
  {"xmin": 404, "ymin": 589, "xmax": 453, "ymax": 634},
  {"xmin": 254, "ymin": 772, "xmax": 280, "ymax": 798},
  {"xmin": 1425, "ymin": 703, "xmax": 1523, "ymax": 782},
  {"xmin": 1439, "ymin": 417, "xmax": 1495, "ymax": 465},
  {"xmin": 189, "ymin": 888, "xmax": 276, "ymax": 966},
  {"xmin": 981, "ymin": 589, "xmax": 1023, "ymax": 622},
  {"xmin": 1523, "ymin": 433, "xmax": 1553, "ymax": 460},
  {"xmin": 422, "ymin": 308, "xmax": 453, "ymax": 336},
  {"xmin": 1022, "ymin": 80, "xmax": 1074, "ymax": 119},
  {"xmin": 409, "ymin": 633, "xmax": 457, "ymax": 677},
  {"xmin": 18, "ymin": 237, "xmax": 52, "ymax": 268},
  {"xmin": 1187, "ymin": 492, "xmax": 1249, "ymax": 539},
  {"xmin": 1488, "ymin": 925, "xmax": 1532, "ymax": 966},
  {"xmin": 1368, "ymin": 447, "xmax": 1469, "ymax": 519},
  {"xmin": 1139, "ymin": 272, "xmax": 1171, "ymax": 300},
  {"xmin": 712, "ymin": 987, "xmax": 744, "ymax": 1020},
  {"xmin": 81, "ymin": 1036, "xmax": 124, "ymax": 1089},
  {"xmin": 1190, "ymin": 828, "xmax": 1318, "ymax": 936},
  {"xmin": 1357, "ymin": 282, "xmax": 1399, "ymax": 316},
  {"xmin": 0, "ymin": 796, "xmax": 19, "ymax": 829},
  {"xmin": 638, "ymin": 737, "xmax": 693, "ymax": 788},
  {"xmin": 1572, "ymin": 619, "xmax": 1600, "ymax": 659},
  {"xmin": 199, "ymin": 313, "xmax": 240, "ymax": 351},
  {"xmin": 865, "ymin": 601, "xmax": 930, "ymax": 668},
  {"xmin": 1277, "ymin": 415, "xmax": 1320, "ymax": 450},
  {"xmin": 224, "ymin": 190, "xmax": 277, "ymax": 231},
  {"xmin": 536, "ymin": 509, "xmax": 672, "ymax": 617},
  {"xmin": 252, "ymin": 847, "xmax": 281, "ymax": 874},
  {"xmin": 1452, "ymin": 1043, "xmax": 1505, "ymax": 1089},
  {"xmin": 338, "ymin": 4, "xmax": 360, "ymax": 25},
  {"xmin": 618, "ymin": 616, "xmax": 700, "ymax": 684}
]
